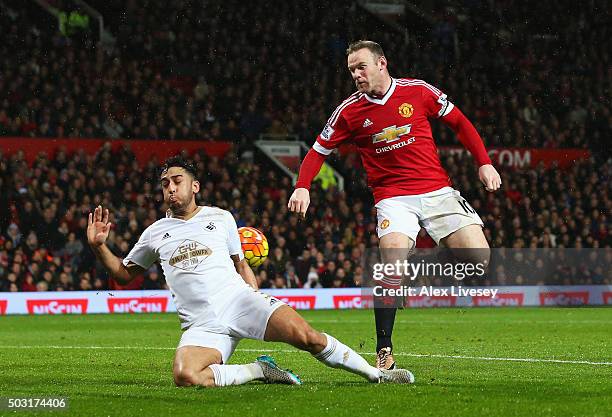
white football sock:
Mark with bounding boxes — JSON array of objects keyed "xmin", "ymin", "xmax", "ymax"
[
  {"xmin": 209, "ymin": 363, "xmax": 264, "ymax": 386},
  {"xmin": 313, "ymin": 333, "xmax": 381, "ymax": 382}
]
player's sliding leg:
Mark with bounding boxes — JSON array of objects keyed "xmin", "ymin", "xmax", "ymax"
[
  {"xmin": 264, "ymin": 305, "xmax": 378, "ymax": 382},
  {"xmin": 264, "ymin": 305, "xmax": 414, "ymax": 383},
  {"xmin": 173, "ymin": 345, "xmax": 299, "ymax": 387},
  {"xmin": 376, "ymin": 232, "xmax": 414, "ymax": 369}
]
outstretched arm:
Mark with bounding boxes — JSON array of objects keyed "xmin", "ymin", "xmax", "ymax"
[
  {"xmin": 441, "ymin": 107, "xmax": 502, "ymax": 192},
  {"xmin": 87, "ymin": 205, "xmax": 144, "ymax": 284},
  {"xmin": 232, "ymin": 255, "xmax": 258, "ymax": 290},
  {"xmin": 294, "ymin": 148, "xmax": 327, "ymax": 190},
  {"xmin": 288, "ymin": 149, "xmax": 327, "ymax": 217}
]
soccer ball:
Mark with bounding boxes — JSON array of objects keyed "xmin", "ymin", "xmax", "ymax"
[{"xmin": 238, "ymin": 226, "xmax": 269, "ymax": 268}]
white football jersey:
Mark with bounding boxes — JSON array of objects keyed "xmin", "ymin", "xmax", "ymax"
[{"xmin": 123, "ymin": 206, "xmax": 248, "ymax": 329}]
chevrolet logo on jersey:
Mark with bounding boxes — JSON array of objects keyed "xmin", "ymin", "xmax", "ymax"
[{"xmin": 372, "ymin": 124, "xmax": 412, "ymax": 144}]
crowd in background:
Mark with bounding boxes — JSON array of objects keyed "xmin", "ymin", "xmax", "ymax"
[
  {"xmin": 0, "ymin": 146, "xmax": 609, "ymax": 292},
  {"xmin": 1, "ymin": 0, "xmax": 609, "ymax": 153},
  {"xmin": 0, "ymin": 0, "xmax": 609, "ymax": 291}
]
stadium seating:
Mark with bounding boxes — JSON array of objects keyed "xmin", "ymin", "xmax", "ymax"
[
  {"xmin": 0, "ymin": 147, "xmax": 608, "ymax": 291},
  {"xmin": 1, "ymin": 0, "xmax": 609, "ymax": 148}
]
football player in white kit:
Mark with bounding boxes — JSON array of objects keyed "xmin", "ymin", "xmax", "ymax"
[{"xmin": 87, "ymin": 156, "xmax": 414, "ymax": 387}]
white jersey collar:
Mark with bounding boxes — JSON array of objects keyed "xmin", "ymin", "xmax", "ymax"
[
  {"xmin": 166, "ymin": 205, "xmax": 204, "ymax": 221},
  {"xmin": 364, "ymin": 78, "xmax": 396, "ymax": 105}
]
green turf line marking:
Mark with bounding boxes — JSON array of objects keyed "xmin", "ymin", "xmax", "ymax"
[{"xmin": 1, "ymin": 345, "xmax": 610, "ymax": 366}]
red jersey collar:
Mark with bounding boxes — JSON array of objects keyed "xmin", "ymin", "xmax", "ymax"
[{"xmin": 364, "ymin": 78, "xmax": 396, "ymax": 105}]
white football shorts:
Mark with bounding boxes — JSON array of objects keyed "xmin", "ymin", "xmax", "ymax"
[
  {"xmin": 375, "ymin": 186, "xmax": 483, "ymax": 244},
  {"xmin": 177, "ymin": 287, "xmax": 286, "ymax": 363}
]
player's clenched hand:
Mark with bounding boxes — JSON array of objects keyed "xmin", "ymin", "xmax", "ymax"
[
  {"xmin": 288, "ymin": 188, "xmax": 310, "ymax": 218},
  {"xmin": 478, "ymin": 164, "xmax": 502, "ymax": 192},
  {"xmin": 87, "ymin": 205, "xmax": 112, "ymax": 247}
]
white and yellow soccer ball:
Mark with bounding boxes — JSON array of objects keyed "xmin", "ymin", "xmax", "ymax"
[{"xmin": 238, "ymin": 226, "xmax": 269, "ymax": 268}]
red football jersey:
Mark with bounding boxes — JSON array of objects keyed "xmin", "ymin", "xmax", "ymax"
[{"xmin": 313, "ymin": 78, "xmax": 455, "ymax": 203}]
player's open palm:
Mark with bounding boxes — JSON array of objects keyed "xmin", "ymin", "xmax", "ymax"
[
  {"xmin": 87, "ymin": 205, "xmax": 112, "ymax": 247},
  {"xmin": 288, "ymin": 188, "xmax": 310, "ymax": 218}
]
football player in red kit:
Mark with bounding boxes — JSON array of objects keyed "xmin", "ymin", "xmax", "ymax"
[{"xmin": 288, "ymin": 40, "xmax": 501, "ymax": 370}]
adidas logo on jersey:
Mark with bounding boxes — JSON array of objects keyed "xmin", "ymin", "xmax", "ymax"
[
  {"xmin": 162, "ymin": 232, "xmax": 171, "ymax": 240},
  {"xmin": 363, "ymin": 118, "xmax": 373, "ymax": 127}
]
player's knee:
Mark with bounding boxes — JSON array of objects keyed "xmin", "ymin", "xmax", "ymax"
[
  {"xmin": 380, "ymin": 233, "xmax": 413, "ymax": 250},
  {"xmin": 380, "ymin": 235, "xmax": 413, "ymax": 265},
  {"xmin": 481, "ymin": 247, "xmax": 491, "ymax": 271},
  {"xmin": 460, "ymin": 246, "xmax": 491, "ymax": 274},
  {"xmin": 472, "ymin": 246, "xmax": 491, "ymax": 271},
  {"xmin": 174, "ymin": 368, "xmax": 197, "ymax": 387}
]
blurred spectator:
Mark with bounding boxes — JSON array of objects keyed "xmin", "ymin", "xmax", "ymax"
[
  {"xmin": 0, "ymin": 1, "xmax": 608, "ymax": 151},
  {"xmin": 143, "ymin": 270, "xmax": 162, "ymax": 290},
  {"xmin": 0, "ymin": 145, "xmax": 609, "ymax": 291}
]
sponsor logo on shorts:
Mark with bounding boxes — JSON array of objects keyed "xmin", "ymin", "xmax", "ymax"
[
  {"xmin": 0, "ymin": 300, "xmax": 7, "ymax": 315},
  {"xmin": 320, "ymin": 124, "xmax": 334, "ymax": 141},
  {"xmin": 380, "ymin": 219, "xmax": 390, "ymax": 230},
  {"xmin": 26, "ymin": 299, "xmax": 88, "ymax": 314},
  {"xmin": 333, "ymin": 295, "xmax": 373, "ymax": 309},
  {"xmin": 169, "ymin": 239, "xmax": 212, "ymax": 271},
  {"xmin": 258, "ymin": 292, "xmax": 279, "ymax": 306},
  {"xmin": 276, "ymin": 295, "xmax": 316, "ymax": 310},
  {"xmin": 473, "ymin": 293, "xmax": 524, "ymax": 307},
  {"xmin": 539, "ymin": 291, "xmax": 589, "ymax": 306},
  {"xmin": 107, "ymin": 297, "xmax": 169, "ymax": 313},
  {"xmin": 398, "ymin": 103, "xmax": 413, "ymax": 118}
]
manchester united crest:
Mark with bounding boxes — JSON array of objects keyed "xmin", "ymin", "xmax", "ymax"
[
  {"xmin": 380, "ymin": 219, "xmax": 390, "ymax": 230},
  {"xmin": 398, "ymin": 103, "xmax": 414, "ymax": 118}
]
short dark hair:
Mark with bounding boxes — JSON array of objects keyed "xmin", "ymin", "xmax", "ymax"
[
  {"xmin": 160, "ymin": 155, "xmax": 197, "ymax": 179},
  {"xmin": 346, "ymin": 40, "xmax": 385, "ymax": 59}
]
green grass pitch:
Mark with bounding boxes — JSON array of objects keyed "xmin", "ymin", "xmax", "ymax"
[{"xmin": 1, "ymin": 308, "xmax": 610, "ymax": 417}]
